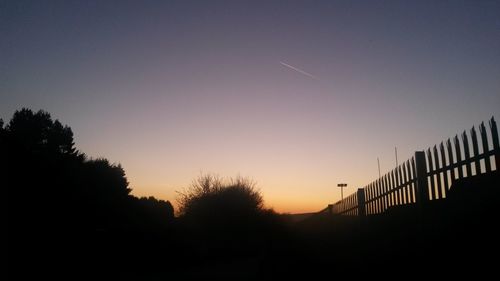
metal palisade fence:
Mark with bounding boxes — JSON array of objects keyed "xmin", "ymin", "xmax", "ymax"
[{"xmin": 329, "ymin": 117, "xmax": 499, "ymax": 217}]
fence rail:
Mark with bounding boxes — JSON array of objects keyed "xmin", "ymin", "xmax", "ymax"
[{"xmin": 330, "ymin": 117, "xmax": 499, "ymax": 217}]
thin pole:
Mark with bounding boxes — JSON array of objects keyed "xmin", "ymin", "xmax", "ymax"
[
  {"xmin": 395, "ymin": 147, "xmax": 399, "ymax": 167},
  {"xmin": 378, "ymin": 157, "xmax": 381, "ymax": 178},
  {"xmin": 338, "ymin": 183, "xmax": 347, "ymax": 201}
]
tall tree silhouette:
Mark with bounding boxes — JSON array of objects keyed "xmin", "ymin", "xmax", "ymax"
[
  {"xmin": 7, "ymin": 108, "xmax": 75, "ymax": 155},
  {"xmin": 4, "ymin": 108, "xmax": 175, "ymax": 278},
  {"xmin": 3, "ymin": 108, "xmax": 173, "ymax": 228}
]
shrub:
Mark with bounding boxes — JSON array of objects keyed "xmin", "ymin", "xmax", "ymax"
[{"xmin": 177, "ymin": 174, "xmax": 264, "ymax": 220}]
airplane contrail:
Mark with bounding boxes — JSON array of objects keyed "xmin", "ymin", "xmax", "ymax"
[{"xmin": 280, "ymin": 61, "xmax": 319, "ymax": 80}]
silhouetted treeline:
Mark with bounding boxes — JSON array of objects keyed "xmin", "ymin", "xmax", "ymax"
[
  {"xmin": 3, "ymin": 109, "xmax": 174, "ymax": 227},
  {"xmin": 3, "ymin": 109, "xmax": 175, "ymax": 279}
]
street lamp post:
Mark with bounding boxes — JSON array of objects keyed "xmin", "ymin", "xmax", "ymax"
[{"xmin": 337, "ymin": 183, "xmax": 347, "ymax": 201}]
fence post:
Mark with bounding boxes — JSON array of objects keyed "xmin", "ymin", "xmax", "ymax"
[
  {"xmin": 480, "ymin": 122, "xmax": 492, "ymax": 172},
  {"xmin": 357, "ymin": 188, "xmax": 366, "ymax": 217},
  {"xmin": 489, "ymin": 117, "xmax": 499, "ymax": 171},
  {"xmin": 415, "ymin": 151, "xmax": 429, "ymax": 206}
]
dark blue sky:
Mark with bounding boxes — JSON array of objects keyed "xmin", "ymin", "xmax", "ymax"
[{"xmin": 1, "ymin": 0, "xmax": 499, "ymax": 212}]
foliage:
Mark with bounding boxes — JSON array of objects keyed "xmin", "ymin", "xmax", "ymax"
[
  {"xmin": 3, "ymin": 108, "xmax": 289, "ymax": 278},
  {"xmin": 177, "ymin": 174, "xmax": 264, "ymax": 218},
  {"xmin": 3, "ymin": 108, "xmax": 174, "ymax": 231},
  {"xmin": 6, "ymin": 108, "xmax": 75, "ymax": 154}
]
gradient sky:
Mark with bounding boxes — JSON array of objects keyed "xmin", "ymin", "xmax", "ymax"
[{"xmin": 2, "ymin": 0, "xmax": 500, "ymax": 213}]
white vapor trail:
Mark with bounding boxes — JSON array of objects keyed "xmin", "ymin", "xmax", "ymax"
[{"xmin": 280, "ymin": 61, "xmax": 319, "ymax": 80}]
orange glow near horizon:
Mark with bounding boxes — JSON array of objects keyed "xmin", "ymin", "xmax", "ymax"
[
  {"xmin": 130, "ymin": 182, "xmax": 340, "ymax": 215},
  {"xmin": 125, "ymin": 158, "xmax": 401, "ymax": 214}
]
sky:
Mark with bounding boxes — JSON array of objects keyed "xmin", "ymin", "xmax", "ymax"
[{"xmin": 1, "ymin": 0, "xmax": 499, "ymax": 213}]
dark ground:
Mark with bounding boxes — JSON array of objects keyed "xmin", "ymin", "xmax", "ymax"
[{"xmin": 7, "ymin": 172, "xmax": 499, "ymax": 280}]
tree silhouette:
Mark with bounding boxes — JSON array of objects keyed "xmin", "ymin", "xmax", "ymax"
[
  {"xmin": 3, "ymin": 108, "xmax": 174, "ymax": 226},
  {"xmin": 132, "ymin": 196, "xmax": 175, "ymax": 228},
  {"xmin": 84, "ymin": 158, "xmax": 131, "ymax": 199},
  {"xmin": 6, "ymin": 108, "xmax": 75, "ymax": 155}
]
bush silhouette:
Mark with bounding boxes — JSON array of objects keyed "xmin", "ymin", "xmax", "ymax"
[
  {"xmin": 178, "ymin": 174, "xmax": 263, "ymax": 219},
  {"xmin": 130, "ymin": 196, "xmax": 175, "ymax": 229},
  {"xmin": 176, "ymin": 174, "xmax": 287, "ymax": 260}
]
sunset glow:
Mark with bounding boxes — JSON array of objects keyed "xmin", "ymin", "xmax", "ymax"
[{"xmin": 2, "ymin": 1, "xmax": 499, "ymax": 213}]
